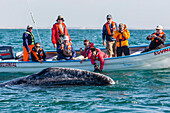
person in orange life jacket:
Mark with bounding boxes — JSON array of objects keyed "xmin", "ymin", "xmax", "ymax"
[
  {"xmin": 80, "ymin": 39, "xmax": 94, "ymax": 64},
  {"xmin": 102, "ymin": 14, "xmax": 118, "ymax": 58},
  {"xmin": 23, "ymin": 25, "xmax": 35, "ymax": 61},
  {"xmin": 142, "ymin": 25, "xmax": 166, "ymax": 53},
  {"xmin": 31, "ymin": 43, "xmax": 46, "ymax": 63},
  {"xmin": 58, "ymin": 36, "xmax": 76, "ymax": 60},
  {"xmin": 51, "ymin": 15, "xmax": 71, "ymax": 52},
  {"xmin": 90, "ymin": 47, "xmax": 109, "ymax": 72},
  {"xmin": 113, "ymin": 23, "xmax": 130, "ymax": 57}
]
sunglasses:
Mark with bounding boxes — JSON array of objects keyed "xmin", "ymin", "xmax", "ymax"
[
  {"xmin": 58, "ymin": 19, "xmax": 63, "ymax": 20},
  {"xmin": 36, "ymin": 46, "xmax": 40, "ymax": 48},
  {"xmin": 84, "ymin": 43, "xmax": 88, "ymax": 45}
]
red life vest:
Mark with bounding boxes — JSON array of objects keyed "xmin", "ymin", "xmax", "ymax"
[
  {"xmin": 32, "ymin": 48, "xmax": 44, "ymax": 60},
  {"xmin": 151, "ymin": 32, "xmax": 165, "ymax": 42},
  {"xmin": 105, "ymin": 21, "xmax": 116, "ymax": 35},
  {"xmin": 84, "ymin": 43, "xmax": 94, "ymax": 57}
]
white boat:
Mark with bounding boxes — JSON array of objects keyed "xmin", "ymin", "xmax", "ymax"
[{"xmin": 1, "ymin": 43, "xmax": 170, "ymax": 73}]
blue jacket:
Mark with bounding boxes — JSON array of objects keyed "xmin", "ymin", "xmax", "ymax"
[
  {"xmin": 102, "ymin": 22, "xmax": 117, "ymax": 41},
  {"xmin": 22, "ymin": 30, "xmax": 35, "ymax": 52},
  {"xmin": 58, "ymin": 45, "xmax": 76, "ymax": 60}
]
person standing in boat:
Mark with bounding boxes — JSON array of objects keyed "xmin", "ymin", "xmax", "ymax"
[
  {"xmin": 22, "ymin": 25, "xmax": 35, "ymax": 61},
  {"xmin": 102, "ymin": 14, "xmax": 117, "ymax": 58},
  {"xmin": 80, "ymin": 39, "xmax": 94, "ymax": 63},
  {"xmin": 142, "ymin": 25, "xmax": 166, "ymax": 53},
  {"xmin": 90, "ymin": 47, "xmax": 109, "ymax": 72},
  {"xmin": 31, "ymin": 42, "xmax": 46, "ymax": 63},
  {"xmin": 113, "ymin": 23, "xmax": 130, "ymax": 57},
  {"xmin": 57, "ymin": 36, "xmax": 76, "ymax": 60},
  {"xmin": 51, "ymin": 15, "xmax": 71, "ymax": 53}
]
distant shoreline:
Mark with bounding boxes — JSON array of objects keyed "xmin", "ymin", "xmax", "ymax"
[{"xmin": 0, "ymin": 27, "xmax": 169, "ymax": 30}]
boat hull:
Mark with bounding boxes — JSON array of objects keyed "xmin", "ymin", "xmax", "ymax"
[{"xmin": 1, "ymin": 45, "xmax": 170, "ymax": 73}]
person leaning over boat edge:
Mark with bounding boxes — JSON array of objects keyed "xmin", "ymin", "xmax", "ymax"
[
  {"xmin": 90, "ymin": 47, "xmax": 109, "ymax": 72},
  {"xmin": 113, "ymin": 23, "xmax": 130, "ymax": 57},
  {"xmin": 57, "ymin": 36, "xmax": 76, "ymax": 60},
  {"xmin": 51, "ymin": 15, "xmax": 71, "ymax": 52},
  {"xmin": 22, "ymin": 25, "xmax": 35, "ymax": 61},
  {"xmin": 80, "ymin": 39, "xmax": 94, "ymax": 64},
  {"xmin": 31, "ymin": 42, "xmax": 46, "ymax": 63},
  {"xmin": 102, "ymin": 14, "xmax": 118, "ymax": 58},
  {"xmin": 142, "ymin": 25, "xmax": 166, "ymax": 53}
]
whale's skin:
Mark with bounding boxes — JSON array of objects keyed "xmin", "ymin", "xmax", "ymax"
[{"xmin": 0, "ymin": 67, "xmax": 115, "ymax": 86}]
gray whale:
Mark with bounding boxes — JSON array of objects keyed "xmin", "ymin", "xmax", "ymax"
[{"xmin": 0, "ymin": 67, "xmax": 115, "ymax": 86}]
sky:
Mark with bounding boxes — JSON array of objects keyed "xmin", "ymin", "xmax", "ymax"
[{"xmin": 0, "ymin": 0, "xmax": 170, "ymax": 29}]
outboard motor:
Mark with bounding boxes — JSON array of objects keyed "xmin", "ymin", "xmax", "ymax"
[{"xmin": 0, "ymin": 46, "xmax": 14, "ymax": 60}]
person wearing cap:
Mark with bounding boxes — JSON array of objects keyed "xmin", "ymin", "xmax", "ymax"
[
  {"xmin": 57, "ymin": 36, "xmax": 76, "ymax": 60},
  {"xmin": 51, "ymin": 15, "xmax": 71, "ymax": 53},
  {"xmin": 102, "ymin": 14, "xmax": 118, "ymax": 58},
  {"xmin": 31, "ymin": 42, "xmax": 46, "ymax": 63},
  {"xmin": 142, "ymin": 25, "xmax": 166, "ymax": 53},
  {"xmin": 113, "ymin": 23, "xmax": 130, "ymax": 57},
  {"xmin": 22, "ymin": 25, "xmax": 35, "ymax": 61}
]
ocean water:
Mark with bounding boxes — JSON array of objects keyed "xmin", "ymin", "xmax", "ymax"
[{"xmin": 0, "ymin": 29, "xmax": 170, "ymax": 112}]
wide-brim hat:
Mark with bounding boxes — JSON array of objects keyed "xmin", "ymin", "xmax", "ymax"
[{"xmin": 56, "ymin": 15, "xmax": 64, "ymax": 21}]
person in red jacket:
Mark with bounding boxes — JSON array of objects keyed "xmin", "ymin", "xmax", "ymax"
[
  {"xmin": 90, "ymin": 48, "xmax": 109, "ymax": 72},
  {"xmin": 80, "ymin": 39, "xmax": 94, "ymax": 63},
  {"xmin": 51, "ymin": 15, "xmax": 71, "ymax": 52}
]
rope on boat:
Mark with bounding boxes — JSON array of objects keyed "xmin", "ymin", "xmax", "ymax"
[{"xmin": 26, "ymin": 0, "xmax": 43, "ymax": 48}]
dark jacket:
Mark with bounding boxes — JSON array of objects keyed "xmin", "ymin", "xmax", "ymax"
[
  {"xmin": 102, "ymin": 22, "xmax": 117, "ymax": 41},
  {"xmin": 147, "ymin": 32, "xmax": 166, "ymax": 50},
  {"xmin": 23, "ymin": 30, "xmax": 35, "ymax": 52},
  {"xmin": 31, "ymin": 47, "xmax": 46, "ymax": 62},
  {"xmin": 58, "ymin": 44, "xmax": 76, "ymax": 60}
]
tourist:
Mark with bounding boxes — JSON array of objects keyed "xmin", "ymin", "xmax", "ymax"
[
  {"xmin": 80, "ymin": 39, "xmax": 94, "ymax": 63},
  {"xmin": 51, "ymin": 15, "xmax": 71, "ymax": 52},
  {"xmin": 31, "ymin": 43, "xmax": 46, "ymax": 63},
  {"xmin": 113, "ymin": 23, "xmax": 130, "ymax": 56},
  {"xmin": 22, "ymin": 25, "xmax": 35, "ymax": 61},
  {"xmin": 102, "ymin": 14, "xmax": 117, "ymax": 57},
  {"xmin": 142, "ymin": 25, "xmax": 166, "ymax": 53},
  {"xmin": 90, "ymin": 47, "xmax": 109, "ymax": 72},
  {"xmin": 57, "ymin": 36, "xmax": 76, "ymax": 60}
]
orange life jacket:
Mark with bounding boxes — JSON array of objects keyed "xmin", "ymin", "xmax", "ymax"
[
  {"xmin": 105, "ymin": 21, "xmax": 116, "ymax": 35},
  {"xmin": 60, "ymin": 43, "xmax": 71, "ymax": 50},
  {"xmin": 116, "ymin": 24, "xmax": 128, "ymax": 41},
  {"xmin": 151, "ymin": 32, "xmax": 165, "ymax": 42},
  {"xmin": 32, "ymin": 48, "xmax": 44, "ymax": 60},
  {"xmin": 92, "ymin": 53, "xmax": 99, "ymax": 60},
  {"xmin": 56, "ymin": 23, "xmax": 65, "ymax": 35}
]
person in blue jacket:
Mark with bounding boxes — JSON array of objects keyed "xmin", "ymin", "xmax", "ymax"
[
  {"xmin": 102, "ymin": 14, "xmax": 118, "ymax": 57},
  {"xmin": 57, "ymin": 36, "xmax": 76, "ymax": 60}
]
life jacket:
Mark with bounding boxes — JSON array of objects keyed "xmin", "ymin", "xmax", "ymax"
[
  {"xmin": 32, "ymin": 48, "xmax": 44, "ymax": 60},
  {"xmin": 105, "ymin": 21, "xmax": 116, "ymax": 36},
  {"xmin": 151, "ymin": 32, "xmax": 165, "ymax": 42},
  {"xmin": 24, "ymin": 31, "xmax": 35, "ymax": 45},
  {"xmin": 84, "ymin": 43, "xmax": 94, "ymax": 57},
  {"xmin": 92, "ymin": 52, "xmax": 99, "ymax": 60},
  {"xmin": 56, "ymin": 23, "xmax": 65, "ymax": 36},
  {"xmin": 116, "ymin": 24, "xmax": 128, "ymax": 42}
]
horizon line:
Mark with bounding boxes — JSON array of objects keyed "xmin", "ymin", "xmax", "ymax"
[{"xmin": 0, "ymin": 27, "xmax": 170, "ymax": 30}]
